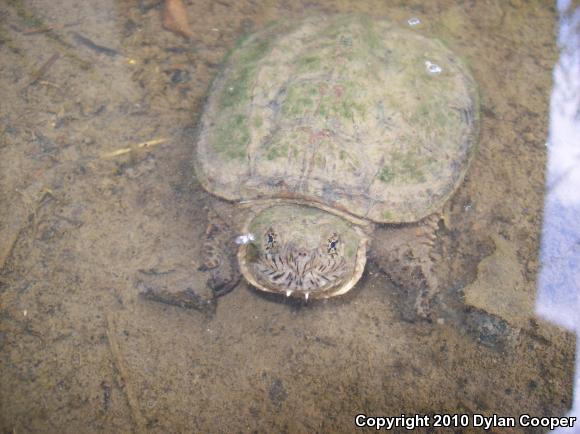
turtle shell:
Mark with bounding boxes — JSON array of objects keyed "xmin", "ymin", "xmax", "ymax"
[{"xmin": 195, "ymin": 15, "xmax": 479, "ymax": 223}]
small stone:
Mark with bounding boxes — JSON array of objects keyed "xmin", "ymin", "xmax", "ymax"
[
  {"xmin": 170, "ymin": 69, "xmax": 191, "ymax": 84},
  {"xmin": 523, "ymin": 132, "xmax": 536, "ymax": 142}
]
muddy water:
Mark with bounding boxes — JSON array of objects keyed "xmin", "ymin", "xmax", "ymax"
[{"xmin": 0, "ymin": 0, "xmax": 576, "ymax": 433}]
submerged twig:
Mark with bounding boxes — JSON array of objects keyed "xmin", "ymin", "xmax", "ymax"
[
  {"xmin": 36, "ymin": 80, "xmax": 63, "ymax": 91},
  {"xmin": 106, "ymin": 314, "xmax": 147, "ymax": 434},
  {"xmin": 73, "ymin": 32, "xmax": 120, "ymax": 57},
  {"xmin": 102, "ymin": 138, "xmax": 168, "ymax": 158},
  {"xmin": 22, "ymin": 22, "xmax": 75, "ymax": 34},
  {"xmin": 24, "ymin": 53, "xmax": 60, "ymax": 88}
]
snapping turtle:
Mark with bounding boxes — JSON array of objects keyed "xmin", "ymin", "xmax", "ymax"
[{"xmin": 194, "ymin": 15, "xmax": 479, "ymax": 312}]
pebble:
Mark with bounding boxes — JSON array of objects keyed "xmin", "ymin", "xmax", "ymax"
[{"xmin": 523, "ymin": 132, "xmax": 536, "ymax": 142}]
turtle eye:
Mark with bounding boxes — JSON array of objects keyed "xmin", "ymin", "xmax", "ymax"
[
  {"xmin": 265, "ymin": 228, "xmax": 278, "ymax": 251},
  {"xmin": 327, "ymin": 232, "xmax": 340, "ymax": 256}
]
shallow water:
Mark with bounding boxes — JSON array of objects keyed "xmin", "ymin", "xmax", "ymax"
[{"xmin": 0, "ymin": 0, "xmax": 577, "ymax": 433}]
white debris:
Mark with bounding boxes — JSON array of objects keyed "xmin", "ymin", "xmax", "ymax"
[
  {"xmin": 235, "ymin": 233, "xmax": 256, "ymax": 245},
  {"xmin": 425, "ymin": 61, "xmax": 443, "ymax": 75}
]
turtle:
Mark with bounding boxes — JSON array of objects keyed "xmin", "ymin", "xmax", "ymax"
[{"xmin": 193, "ymin": 14, "xmax": 479, "ymax": 315}]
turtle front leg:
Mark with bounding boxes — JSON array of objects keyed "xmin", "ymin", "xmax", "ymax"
[
  {"xmin": 412, "ymin": 214, "xmax": 441, "ymax": 317},
  {"xmin": 372, "ymin": 214, "xmax": 442, "ymax": 319},
  {"xmin": 199, "ymin": 208, "xmax": 242, "ymax": 297}
]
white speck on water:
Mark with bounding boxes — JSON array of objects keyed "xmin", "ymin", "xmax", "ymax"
[
  {"xmin": 228, "ymin": 86, "xmax": 234, "ymax": 92},
  {"xmin": 425, "ymin": 60, "xmax": 443, "ymax": 75},
  {"xmin": 407, "ymin": 17, "xmax": 421, "ymax": 26},
  {"xmin": 235, "ymin": 233, "xmax": 256, "ymax": 245}
]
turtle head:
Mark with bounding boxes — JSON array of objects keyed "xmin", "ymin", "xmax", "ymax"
[{"xmin": 237, "ymin": 203, "xmax": 368, "ymax": 300}]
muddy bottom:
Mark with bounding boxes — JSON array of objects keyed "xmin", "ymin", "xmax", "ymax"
[{"xmin": 0, "ymin": 0, "xmax": 575, "ymax": 433}]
